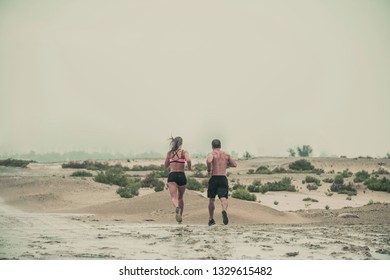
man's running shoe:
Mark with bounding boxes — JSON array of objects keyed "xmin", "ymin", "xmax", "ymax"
[
  {"xmin": 222, "ymin": 210, "xmax": 229, "ymax": 225},
  {"xmin": 208, "ymin": 218, "xmax": 216, "ymax": 226}
]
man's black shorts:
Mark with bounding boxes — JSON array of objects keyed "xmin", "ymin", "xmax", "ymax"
[
  {"xmin": 208, "ymin": 176, "xmax": 229, "ymax": 199},
  {"xmin": 167, "ymin": 172, "xmax": 187, "ymax": 186}
]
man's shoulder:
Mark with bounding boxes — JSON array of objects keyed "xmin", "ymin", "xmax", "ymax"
[{"xmin": 219, "ymin": 150, "xmax": 229, "ymax": 156}]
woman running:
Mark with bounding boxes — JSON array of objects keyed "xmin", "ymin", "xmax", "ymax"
[{"xmin": 164, "ymin": 136, "xmax": 192, "ymax": 223}]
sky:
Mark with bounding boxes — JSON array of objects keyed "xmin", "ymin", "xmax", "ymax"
[{"xmin": 1, "ymin": 0, "xmax": 389, "ymax": 158}]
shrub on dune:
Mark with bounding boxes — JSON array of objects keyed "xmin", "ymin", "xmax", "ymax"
[
  {"xmin": 186, "ymin": 177, "xmax": 204, "ymax": 192},
  {"xmin": 0, "ymin": 158, "xmax": 35, "ymax": 168},
  {"xmin": 141, "ymin": 172, "xmax": 164, "ymax": 189},
  {"xmin": 354, "ymin": 170, "xmax": 370, "ymax": 183},
  {"xmin": 261, "ymin": 177, "xmax": 296, "ymax": 193},
  {"xmin": 304, "ymin": 176, "xmax": 321, "ymax": 186},
  {"xmin": 71, "ymin": 171, "xmax": 93, "ymax": 177},
  {"xmin": 288, "ymin": 159, "xmax": 315, "ymax": 172},
  {"xmin": 364, "ymin": 177, "xmax": 390, "ymax": 193},
  {"xmin": 94, "ymin": 168, "xmax": 129, "ymax": 187},
  {"xmin": 117, "ymin": 182, "xmax": 140, "ymax": 198},
  {"xmin": 232, "ymin": 188, "xmax": 256, "ymax": 201},
  {"xmin": 255, "ymin": 166, "xmax": 272, "ymax": 174},
  {"xmin": 330, "ymin": 179, "xmax": 357, "ymax": 195}
]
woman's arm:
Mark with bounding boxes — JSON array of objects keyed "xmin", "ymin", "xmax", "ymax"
[
  {"xmin": 184, "ymin": 150, "xmax": 192, "ymax": 170},
  {"xmin": 164, "ymin": 152, "xmax": 170, "ymax": 168}
]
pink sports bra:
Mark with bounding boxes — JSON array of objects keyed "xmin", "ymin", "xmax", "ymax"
[{"xmin": 169, "ymin": 149, "xmax": 186, "ymax": 164}]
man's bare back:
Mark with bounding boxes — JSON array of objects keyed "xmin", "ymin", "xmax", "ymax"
[{"xmin": 207, "ymin": 148, "xmax": 237, "ymax": 176}]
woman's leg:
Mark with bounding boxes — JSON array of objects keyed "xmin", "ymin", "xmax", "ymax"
[
  {"xmin": 168, "ymin": 182, "xmax": 183, "ymax": 223},
  {"xmin": 168, "ymin": 182, "xmax": 179, "ymax": 208},
  {"xmin": 177, "ymin": 185, "xmax": 186, "ymax": 215}
]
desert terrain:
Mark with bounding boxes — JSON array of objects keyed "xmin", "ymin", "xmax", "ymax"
[{"xmin": 0, "ymin": 157, "xmax": 389, "ymax": 260}]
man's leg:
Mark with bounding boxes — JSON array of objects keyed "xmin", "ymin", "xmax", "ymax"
[
  {"xmin": 208, "ymin": 198, "xmax": 216, "ymax": 225},
  {"xmin": 220, "ymin": 197, "xmax": 228, "ymax": 212},
  {"xmin": 220, "ymin": 197, "xmax": 229, "ymax": 225},
  {"xmin": 208, "ymin": 198, "xmax": 215, "ymax": 219}
]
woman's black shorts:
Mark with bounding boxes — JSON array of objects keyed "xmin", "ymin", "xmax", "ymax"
[{"xmin": 167, "ymin": 172, "xmax": 187, "ymax": 186}]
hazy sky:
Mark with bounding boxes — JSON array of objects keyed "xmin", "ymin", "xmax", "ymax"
[{"xmin": 1, "ymin": 0, "xmax": 389, "ymax": 157}]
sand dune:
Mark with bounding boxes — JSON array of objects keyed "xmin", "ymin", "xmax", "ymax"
[
  {"xmin": 1, "ymin": 157, "xmax": 390, "ymax": 260},
  {"xmin": 0, "ymin": 175, "xmax": 310, "ymax": 225},
  {"xmin": 78, "ymin": 190, "xmax": 311, "ymax": 225}
]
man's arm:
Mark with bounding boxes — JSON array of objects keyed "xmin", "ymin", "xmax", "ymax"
[
  {"xmin": 228, "ymin": 154, "xmax": 237, "ymax": 168},
  {"xmin": 206, "ymin": 153, "xmax": 213, "ymax": 174}
]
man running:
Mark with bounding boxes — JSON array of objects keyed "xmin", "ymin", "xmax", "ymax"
[{"xmin": 206, "ymin": 139, "xmax": 237, "ymax": 226}]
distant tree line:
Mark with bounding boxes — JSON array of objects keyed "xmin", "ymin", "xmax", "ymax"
[
  {"xmin": 0, "ymin": 151, "xmax": 164, "ymax": 162},
  {"xmin": 288, "ymin": 145, "xmax": 313, "ymax": 157}
]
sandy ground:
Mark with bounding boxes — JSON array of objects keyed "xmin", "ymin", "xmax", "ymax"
[{"xmin": 0, "ymin": 157, "xmax": 390, "ymax": 260}]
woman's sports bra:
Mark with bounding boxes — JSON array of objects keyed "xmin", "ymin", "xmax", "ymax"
[{"xmin": 169, "ymin": 149, "xmax": 186, "ymax": 164}]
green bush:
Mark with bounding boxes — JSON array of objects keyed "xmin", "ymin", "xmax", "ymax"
[
  {"xmin": 154, "ymin": 183, "xmax": 165, "ymax": 192},
  {"xmin": 314, "ymin": 168, "xmax": 325, "ymax": 175},
  {"xmin": 303, "ymin": 197, "xmax": 318, "ymax": 202},
  {"xmin": 306, "ymin": 184, "xmax": 318, "ymax": 191},
  {"xmin": 71, "ymin": 170, "xmax": 93, "ymax": 177},
  {"xmin": 117, "ymin": 182, "xmax": 140, "ymax": 198},
  {"xmin": 255, "ymin": 166, "xmax": 272, "ymax": 174},
  {"xmin": 334, "ymin": 175, "xmax": 344, "ymax": 185},
  {"xmin": 187, "ymin": 177, "xmax": 204, "ymax": 192},
  {"xmin": 62, "ymin": 161, "xmax": 88, "ymax": 169},
  {"xmin": 62, "ymin": 160, "xmax": 130, "ymax": 171},
  {"xmin": 94, "ymin": 168, "xmax": 129, "ymax": 187},
  {"xmin": 354, "ymin": 170, "xmax": 370, "ymax": 183},
  {"xmin": 261, "ymin": 177, "xmax": 296, "ymax": 193},
  {"xmin": 364, "ymin": 177, "xmax": 390, "ymax": 192},
  {"xmin": 323, "ymin": 177, "xmax": 334, "ymax": 183},
  {"xmin": 193, "ymin": 163, "xmax": 207, "ymax": 178},
  {"xmin": 330, "ymin": 181, "xmax": 357, "ymax": 195},
  {"xmin": 252, "ymin": 179, "xmax": 262, "ymax": 186},
  {"xmin": 232, "ymin": 182, "xmax": 246, "ymax": 190},
  {"xmin": 141, "ymin": 173, "xmax": 164, "ymax": 189},
  {"xmin": 372, "ymin": 168, "xmax": 390, "ymax": 175},
  {"xmin": 232, "ymin": 188, "xmax": 256, "ymax": 201},
  {"xmin": 247, "ymin": 185, "xmax": 261, "ymax": 192},
  {"xmin": 193, "ymin": 163, "xmax": 207, "ymax": 171},
  {"xmin": 272, "ymin": 167, "xmax": 288, "ymax": 173},
  {"xmin": 338, "ymin": 169, "xmax": 353, "ymax": 178},
  {"xmin": 304, "ymin": 176, "xmax": 321, "ymax": 186},
  {"xmin": 0, "ymin": 158, "xmax": 35, "ymax": 168},
  {"xmin": 130, "ymin": 164, "xmax": 163, "ymax": 171},
  {"xmin": 247, "ymin": 179, "xmax": 262, "ymax": 192},
  {"xmin": 288, "ymin": 159, "xmax": 315, "ymax": 171},
  {"xmin": 201, "ymin": 179, "xmax": 209, "ymax": 188},
  {"xmin": 152, "ymin": 169, "xmax": 170, "ymax": 178}
]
